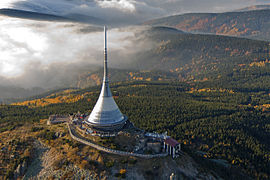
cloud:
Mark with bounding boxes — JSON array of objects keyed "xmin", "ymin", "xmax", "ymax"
[
  {"xmin": 0, "ymin": 15, "xmax": 153, "ymax": 89},
  {"xmin": 1, "ymin": 0, "xmax": 270, "ymax": 91},
  {"xmin": 97, "ymin": 0, "xmax": 136, "ymax": 12},
  {"xmin": 1, "ymin": 0, "xmax": 270, "ymax": 25},
  {"xmin": 0, "ymin": 0, "xmax": 165, "ymax": 25},
  {"xmin": 2, "ymin": 0, "xmax": 269, "ymax": 25}
]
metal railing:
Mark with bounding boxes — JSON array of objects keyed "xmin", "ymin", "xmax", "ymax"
[{"xmin": 67, "ymin": 123, "xmax": 168, "ymax": 159}]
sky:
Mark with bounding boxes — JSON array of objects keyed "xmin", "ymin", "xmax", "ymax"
[
  {"xmin": 1, "ymin": 0, "xmax": 270, "ymax": 90},
  {"xmin": 1, "ymin": 0, "xmax": 270, "ymax": 24}
]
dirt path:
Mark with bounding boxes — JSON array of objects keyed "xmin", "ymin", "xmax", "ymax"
[{"xmin": 23, "ymin": 141, "xmax": 49, "ymax": 180}]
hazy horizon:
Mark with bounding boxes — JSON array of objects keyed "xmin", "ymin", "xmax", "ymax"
[{"xmin": 1, "ymin": 0, "xmax": 270, "ymax": 95}]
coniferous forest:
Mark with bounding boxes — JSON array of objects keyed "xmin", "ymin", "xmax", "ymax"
[{"xmin": 1, "ymin": 80, "xmax": 270, "ymax": 179}]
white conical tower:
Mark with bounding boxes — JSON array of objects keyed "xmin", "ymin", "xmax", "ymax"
[{"xmin": 85, "ymin": 26, "xmax": 127, "ymax": 131}]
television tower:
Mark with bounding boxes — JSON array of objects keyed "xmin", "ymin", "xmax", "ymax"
[{"xmin": 85, "ymin": 26, "xmax": 127, "ymax": 131}]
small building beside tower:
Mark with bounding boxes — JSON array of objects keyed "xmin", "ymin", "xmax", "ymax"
[{"xmin": 164, "ymin": 138, "xmax": 181, "ymax": 158}]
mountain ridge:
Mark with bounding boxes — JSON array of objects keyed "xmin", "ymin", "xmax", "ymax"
[
  {"xmin": 234, "ymin": 4, "xmax": 270, "ymax": 12},
  {"xmin": 144, "ymin": 9, "xmax": 270, "ymax": 41}
]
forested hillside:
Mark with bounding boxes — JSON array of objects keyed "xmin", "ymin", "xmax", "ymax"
[
  {"xmin": 1, "ymin": 81, "xmax": 269, "ymax": 179},
  {"xmin": 75, "ymin": 27, "xmax": 270, "ymax": 91}
]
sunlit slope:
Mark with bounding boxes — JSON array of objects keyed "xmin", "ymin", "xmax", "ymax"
[
  {"xmin": 144, "ymin": 10, "xmax": 270, "ymax": 41},
  {"xmin": 234, "ymin": 4, "xmax": 270, "ymax": 12},
  {"xmin": 11, "ymin": 90, "xmax": 86, "ymax": 107}
]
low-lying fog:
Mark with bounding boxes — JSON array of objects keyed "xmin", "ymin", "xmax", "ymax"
[{"xmin": 0, "ymin": 16, "xmax": 153, "ymax": 90}]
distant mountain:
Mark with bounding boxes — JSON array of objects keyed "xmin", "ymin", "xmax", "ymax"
[
  {"xmin": 234, "ymin": 4, "xmax": 270, "ymax": 12},
  {"xmin": 132, "ymin": 26, "xmax": 269, "ymax": 70},
  {"xmin": 75, "ymin": 26, "xmax": 270, "ymax": 92},
  {"xmin": 146, "ymin": 26, "xmax": 185, "ymax": 34},
  {"xmin": 144, "ymin": 10, "xmax": 270, "ymax": 41},
  {"xmin": 122, "ymin": 26, "xmax": 270, "ymax": 91},
  {"xmin": 44, "ymin": 26, "xmax": 270, "ymax": 92},
  {"xmin": 0, "ymin": 86, "xmax": 45, "ymax": 103},
  {"xmin": 0, "ymin": 8, "xmax": 106, "ymax": 25}
]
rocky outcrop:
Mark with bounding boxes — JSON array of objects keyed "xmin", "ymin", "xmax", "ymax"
[
  {"xmin": 14, "ymin": 160, "xmax": 27, "ymax": 179},
  {"xmin": 55, "ymin": 131, "xmax": 65, "ymax": 138}
]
